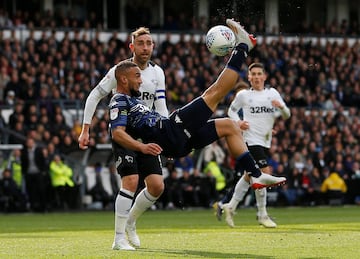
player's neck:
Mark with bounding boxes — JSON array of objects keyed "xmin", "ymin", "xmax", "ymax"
[
  {"xmin": 132, "ymin": 57, "xmax": 148, "ymax": 70},
  {"xmin": 252, "ymin": 85, "xmax": 264, "ymax": 91}
]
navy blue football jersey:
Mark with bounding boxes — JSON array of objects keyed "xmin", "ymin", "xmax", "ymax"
[{"xmin": 109, "ymin": 94, "xmax": 219, "ymax": 157}]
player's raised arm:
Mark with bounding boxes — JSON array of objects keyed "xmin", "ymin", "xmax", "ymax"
[{"xmin": 78, "ymin": 67, "xmax": 117, "ymax": 149}]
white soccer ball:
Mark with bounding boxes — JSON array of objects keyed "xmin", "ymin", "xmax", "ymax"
[{"xmin": 205, "ymin": 25, "xmax": 236, "ymax": 56}]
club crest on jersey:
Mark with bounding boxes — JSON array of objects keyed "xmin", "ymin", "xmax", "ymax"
[
  {"xmin": 151, "ymin": 79, "xmax": 158, "ymax": 86},
  {"xmin": 110, "ymin": 108, "xmax": 119, "ymax": 120}
]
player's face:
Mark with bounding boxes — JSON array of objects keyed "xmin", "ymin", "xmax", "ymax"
[
  {"xmin": 127, "ymin": 66, "xmax": 142, "ymax": 97},
  {"xmin": 131, "ymin": 34, "xmax": 154, "ymax": 65},
  {"xmin": 248, "ymin": 67, "xmax": 266, "ymax": 90}
]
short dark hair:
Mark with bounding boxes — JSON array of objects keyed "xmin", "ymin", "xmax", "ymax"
[
  {"xmin": 249, "ymin": 62, "xmax": 265, "ymax": 72},
  {"xmin": 115, "ymin": 60, "xmax": 138, "ymax": 80}
]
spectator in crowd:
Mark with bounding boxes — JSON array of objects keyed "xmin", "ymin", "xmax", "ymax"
[
  {"xmin": 4, "ymin": 90, "xmax": 16, "ymax": 106},
  {"xmin": 49, "ymin": 154, "xmax": 75, "ymax": 210},
  {"xmin": 163, "ymin": 168, "xmax": 182, "ymax": 209},
  {"xmin": 191, "ymin": 168, "xmax": 217, "ymax": 208},
  {"xmin": 201, "ymin": 140, "xmax": 229, "ymax": 190},
  {"xmin": 7, "ymin": 120, "xmax": 26, "ymax": 144},
  {"xmin": 305, "ymin": 167, "xmax": 324, "ymax": 206},
  {"xmin": 174, "ymin": 155, "xmax": 194, "ymax": 175},
  {"xmin": 4, "ymin": 71, "xmax": 22, "ymax": 100},
  {"xmin": 203, "ymin": 160, "xmax": 227, "ymax": 200},
  {"xmin": 8, "ymin": 101, "xmax": 24, "ymax": 129},
  {"xmin": 8, "ymin": 149, "xmax": 23, "ymax": 190},
  {"xmin": 0, "ymin": 62, "xmax": 11, "ymax": 102},
  {"xmin": 321, "ymin": 170, "xmax": 347, "ymax": 205},
  {"xmin": 178, "ymin": 170, "xmax": 200, "ymax": 207},
  {"xmin": 59, "ymin": 134, "xmax": 78, "ymax": 155},
  {"xmin": 281, "ymin": 167, "xmax": 305, "ymax": 206},
  {"xmin": 0, "ymin": 168, "xmax": 27, "ymax": 212},
  {"xmin": 203, "ymin": 141, "xmax": 226, "ymax": 167},
  {"xmin": 20, "ymin": 137, "xmax": 49, "ymax": 212},
  {"xmin": 350, "ymin": 161, "xmax": 360, "ymax": 179},
  {"xmin": 0, "ymin": 107, "xmax": 6, "ymax": 143},
  {"xmin": 87, "ymin": 162, "xmax": 112, "ymax": 209}
]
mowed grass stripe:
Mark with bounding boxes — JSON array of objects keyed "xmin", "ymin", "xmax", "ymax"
[{"xmin": 0, "ymin": 206, "xmax": 359, "ymax": 258}]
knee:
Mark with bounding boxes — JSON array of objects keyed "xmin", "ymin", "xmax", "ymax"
[
  {"xmin": 227, "ymin": 119, "xmax": 242, "ymax": 134},
  {"xmin": 121, "ymin": 175, "xmax": 139, "ymax": 192},
  {"xmin": 147, "ymin": 181, "xmax": 165, "ymax": 197}
]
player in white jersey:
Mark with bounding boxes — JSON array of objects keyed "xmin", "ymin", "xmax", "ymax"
[
  {"xmin": 77, "ymin": 27, "xmax": 168, "ymax": 250},
  {"xmin": 215, "ymin": 62, "xmax": 290, "ymax": 228}
]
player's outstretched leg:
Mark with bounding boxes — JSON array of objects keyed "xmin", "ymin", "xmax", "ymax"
[
  {"xmin": 250, "ymin": 173, "xmax": 286, "ymax": 189},
  {"xmin": 226, "ymin": 19, "xmax": 257, "ymax": 51}
]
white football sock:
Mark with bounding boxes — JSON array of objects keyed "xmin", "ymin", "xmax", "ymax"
[
  {"xmin": 228, "ymin": 175, "xmax": 250, "ymax": 209},
  {"xmin": 114, "ymin": 188, "xmax": 134, "ymax": 241},
  {"xmin": 127, "ymin": 188, "xmax": 158, "ymax": 226},
  {"xmin": 255, "ymin": 188, "xmax": 267, "ymax": 217}
]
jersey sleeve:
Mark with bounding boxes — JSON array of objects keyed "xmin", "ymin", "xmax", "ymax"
[
  {"xmin": 153, "ymin": 65, "xmax": 169, "ymax": 118},
  {"xmin": 227, "ymin": 91, "xmax": 244, "ymax": 121},
  {"xmin": 109, "ymin": 94, "xmax": 129, "ymax": 129},
  {"xmin": 271, "ymin": 88, "xmax": 291, "ymax": 119},
  {"xmin": 271, "ymin": 88, "xmax": 286, "ymax": 106},
  {"xmin": 82, "ymin": 66, "xmax": 117, "ymax": 124}
]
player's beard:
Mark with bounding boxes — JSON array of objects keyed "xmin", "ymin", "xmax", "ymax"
[{"xmin": 130, "ymin": 89, "xmax": 141, "ymax": 97}]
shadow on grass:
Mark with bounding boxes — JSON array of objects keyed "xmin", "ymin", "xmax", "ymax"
[{"xmin": 139, "ymin": 248, "xmax": 275, "ymax": 258}]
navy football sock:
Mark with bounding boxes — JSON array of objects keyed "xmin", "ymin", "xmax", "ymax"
[
  {"xmin": 226, "ymin": 43, "xmax": 248, "ymax": 74},
  {"xmin": 235, "ymin": 151, "xmax": 261, "ymax": 177}
]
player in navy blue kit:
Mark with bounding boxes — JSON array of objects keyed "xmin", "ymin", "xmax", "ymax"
[
  {"xmin": 77, "ymin": 27, "xmax": 169, "ymax": 251},
  {"xmin": 109, "ymin": 19, "xmax": 286, "ymax": 251}
]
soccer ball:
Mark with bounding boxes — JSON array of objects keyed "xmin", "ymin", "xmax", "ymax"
[{"xmin": 205, "ymin": 25, "xmax": 236, "ymax": 56}]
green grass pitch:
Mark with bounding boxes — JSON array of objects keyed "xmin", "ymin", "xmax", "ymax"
[{"xmin": 0, "ymin": 206, "xmax": 359, "ymax": 258}]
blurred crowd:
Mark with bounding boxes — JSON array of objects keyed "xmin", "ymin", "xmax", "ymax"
[
  {"xmin": 1, "ymin": 7, "xmax": 360, "ymax": 36},
  {"xmin": 1, "ymin": 10, "xmax": 360, "ymax": 212}
]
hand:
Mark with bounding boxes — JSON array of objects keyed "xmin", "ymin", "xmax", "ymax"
[
  {"xmin": 238, "ymin": 120, "xmax": 249, "ymax": 130},
  {"xmin": 140, "ymin": 143, "xmax": 163, "ymax": 156},
  {"xmin": 271, "ymin": 100, "xmax": 283, "ymax": 109},
  {"xmin": 78, "ymin": 130, "xmax": 90, "ymax": 149}
]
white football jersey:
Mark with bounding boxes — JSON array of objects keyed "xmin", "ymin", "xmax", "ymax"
[
  {"xmin": 228, "ymin": 87, "xmax": 286, "ymax": 148},
  {"xmin": 83, "ymin": 60, "xmax": 168, "ymax": 124}
]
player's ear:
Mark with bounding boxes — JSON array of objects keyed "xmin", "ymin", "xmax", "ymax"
[
  {"xmin": 129, "ymin": 42, "xmax": 134, "ymax": 52},
  {"xmin": 120, "ymin": 75, "xmax": 128, "ymax": 84}
]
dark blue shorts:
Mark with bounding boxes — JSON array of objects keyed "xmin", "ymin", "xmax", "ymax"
[{"xmin": 159, "ymin": 97, "xmax": 219, "ymax": 157}]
